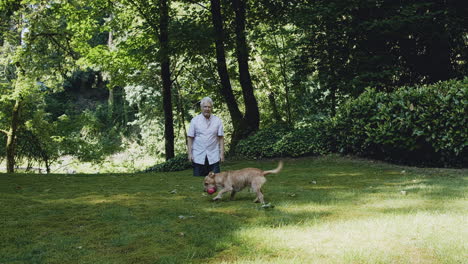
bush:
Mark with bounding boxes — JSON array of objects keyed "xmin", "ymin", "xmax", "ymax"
[
  {"xmin": 235, "ymin": 124, "xmax": 291, "ymax": 158},
  {"xmin": 332, "ymin": 78, "xmax": 467, "ymax": 167},
  {"xmin": 145, "ymin": 153, "xmax": 192, "ymax": 172},
  {"xmin": 273, "ymin": 123, "xmax": 332, "ymax": 157},
  {"xmin": 234, "ymin": 78, "xmax": 466, "ymax": 167},
  {"xmin": 235, "ymin": 122, "xmax": 332, "ymax": 158}
]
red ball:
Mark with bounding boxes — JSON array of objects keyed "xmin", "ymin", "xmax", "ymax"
[{"xmin": 207, "ymin": 188, "xmax": 216, "ymax": 195}]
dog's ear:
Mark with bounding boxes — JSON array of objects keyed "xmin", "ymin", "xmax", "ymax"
[{"xmin": 208, "ymin": 171, "xmax": 216, "ymax": 178}]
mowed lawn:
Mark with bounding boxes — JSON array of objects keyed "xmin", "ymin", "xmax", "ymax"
[{"xmin": 1, "ymin": 156, "xmax": 466, "ymax": 264}]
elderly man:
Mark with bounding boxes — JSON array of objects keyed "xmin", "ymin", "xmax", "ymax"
[{"xmin": 187, "ymin": 97, "xmax": 225, "ymax": 176}]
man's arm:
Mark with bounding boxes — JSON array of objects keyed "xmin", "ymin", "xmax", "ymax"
[
  {"xmin": 218, "ymin": 136, "xmax": 225, "ymax": 162},
  {"xmin": 187, "ymin": 136, "xmax": 194, "ymax": 162}
]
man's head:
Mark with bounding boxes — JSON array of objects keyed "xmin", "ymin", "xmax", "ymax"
[{"xmin": 200, "ymin": 97, "xmax": 213, "ymax": 119}]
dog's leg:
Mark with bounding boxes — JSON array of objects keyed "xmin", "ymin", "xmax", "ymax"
[
  {"xmin": 254, "ymin": 189, "xmax": 264, "ymax": 203},
  {"xmin": 252, "ymin": 179, "xmax": 266, "ymax": 203},
  {"xmin": 230, "ymin": 190, "xmax": 237, "ymax": 200},
  {"xmin": 213, "ymin": 187, "xmax": 232, "ymax": 201}
]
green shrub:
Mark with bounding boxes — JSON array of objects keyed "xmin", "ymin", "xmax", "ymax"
[
  {"xmin": 235, "ymin": 122, "xmax": 332, "ymax": 158},
  {"xmin": 333, "ymin": 78, "xmax": 467, "ymax": 167},
  {"xmin": 235, "ymin": 124, "xmax": 291, "ymax": 158},
  {"xmin": 273, "ymin": 123, "xmax": 331, "ymax": 157},
  {"xmin": 145, "ymin": 153, "xmax": 192, "ymax": 172},
  {"xmin": 235, "ymin": 79, "xmax": 466, "ymax": 167}
]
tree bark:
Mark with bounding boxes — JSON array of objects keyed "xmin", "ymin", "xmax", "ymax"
[
  {"xmin": 159, "ymin": 0, "xmax": 175, "ymax": 160},
  {"xmin": 6, "ymin": 99, "xmax": 21, "ymax": 173},
  {"xmin": 273, "ymin": 33, "xmax": 292, "ymax": 124},
  {"xmin": 231, "ymin": 0, "xmax": 259, "ymax": 133},
  {"xmin": 268, "ymin": 92, "xmax": 282, "ymax": 123},
  {"xmin": 210, "ymin": 0, "xmax": 250, "ymax": 149}
]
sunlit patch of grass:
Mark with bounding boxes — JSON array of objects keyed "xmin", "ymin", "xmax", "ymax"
[
  {"xmin": 231, "ymin": 212, "xmax": 467, "ymax": 264},
  {"xmin": 1, "ymin": 155, "xmax": 466, "ymax": 263}
]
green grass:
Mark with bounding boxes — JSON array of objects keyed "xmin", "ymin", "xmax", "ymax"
[{"xmin": 1, "ymin": 155, "xmax": 466, "ymax": 264}]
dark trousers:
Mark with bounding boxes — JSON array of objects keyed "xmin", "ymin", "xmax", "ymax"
[{"xmin": 193, "ymin": 156, "xmax": 220, "ymax": 176}]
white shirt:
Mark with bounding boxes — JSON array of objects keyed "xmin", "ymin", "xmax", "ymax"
[{"xmin": 188, "ymin": 114, "xmax": 224, "ymax": 165}]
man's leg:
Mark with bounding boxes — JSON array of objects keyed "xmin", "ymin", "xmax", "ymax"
[
  {"xmin": 193, "ymin": 162, "xmax": 204, "ymax": 176},
  {"xmin": 193, "ymin": 156, "xmax": 211, "ymax": 176},
  {"xmin": 208, "ymin": 161, "xmax": 220, "ymax": 173},
  {"xmin": 201, "ymin": 156, "xmax": 210, "ymax": 176}
]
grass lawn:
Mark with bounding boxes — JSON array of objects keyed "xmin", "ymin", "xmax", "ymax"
[{"xmin": 1, "ymin": 155, "xmax": 467, "ymax": 264}]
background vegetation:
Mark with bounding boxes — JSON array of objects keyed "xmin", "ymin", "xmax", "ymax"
[{"xmin": 1, "ymin": 0, "xmax": 467, "ymax": 172}]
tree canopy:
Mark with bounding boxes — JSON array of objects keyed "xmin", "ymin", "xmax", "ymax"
[{"xmin": 1, "ymin": 0, "xmax": 466, "ymax": 172}]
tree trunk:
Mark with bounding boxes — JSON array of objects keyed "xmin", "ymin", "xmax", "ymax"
[
  {"xmin": 159, "ymin": 0, "xmax": 175, "ymax": 160},
  {"xmin": 210, "ymin": 0, "xmax": 250, "ymax": 150},
  {"xmin": 268, "ymin": 92, "xmax": 282, "ymax": 123},
  {"xmin": 174, "ymin": 80, "xmax": 188, "ymax": 145},
  {"xmin": 231, "ymin": 0, "xmax": 260, "ymax": 133},
  {"xmin": 6, "ymin": 99, "xmax": 21, "ymax": 173},
  {"xmin": 273, "ymin": 33, "xmax": 292, "ymax": 124},
  {"xmin": 252, "ymin": 44, "xmax": 283, "ymax": 124},
  {"xmin": 45, "ymin": 157, "xmax": 51, "ymax": 174}
]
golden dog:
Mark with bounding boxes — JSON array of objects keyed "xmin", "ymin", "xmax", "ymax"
[{"xmin": 204, "ymin": 161, "xmax": 283, "ymax": 203}]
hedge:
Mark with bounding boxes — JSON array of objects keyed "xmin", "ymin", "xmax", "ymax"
[
  {"xmin": 235, "ymin": 78, "xmax": 467, "ymax": 167},
  {"xmin": 332, "ymin": 78, "xmax": 467, "ymax": 166}
]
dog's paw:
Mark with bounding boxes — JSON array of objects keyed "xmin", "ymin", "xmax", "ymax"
[
  {"xmin": 212, "ymin": 197, "xmax": 221, "ymax": 201},
  {"xmin": 261, "ymin": 203, "xmax": 275, "ymax": 209}
]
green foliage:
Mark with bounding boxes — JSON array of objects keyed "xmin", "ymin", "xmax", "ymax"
[
  {"xmin": 332, "ymin": 78, "xmax": 468, "ymax": 167},
  {"xmin": 3, "ymin": 0, "xmax": 466, "ymax": 171},
  {"xmin": 273, "ymin": 123, "xmax": 331, "ymax": 157},
  {"xmin": 235, "ymin": 122, "xmax": 331, "ymax": 158},
  {"xmin": 287, "ymin": 0, "xmax": 467, "ymax": 114},
  {"xmin": 0, "ymin": 133, "xmax": 5, "ymax": 160},
  {"xmin": 235, "ymin": 79, "xmax": 466, "ymax": 167},
  {"xmin": 235, "ymin": 124, "xmax": 290, "ymax": 158},
  {"xmin": 145, "ymin": 153, "xmax": 191, "ymax": 172}
]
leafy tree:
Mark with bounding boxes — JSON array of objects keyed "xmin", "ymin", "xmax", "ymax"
[
  {"xmin": 0, "ymin": 2, "xmax": 77, "ymax": 172},
  {"xmin": 230, "ymin": 0, "xmax": 260, "ymax": 133},
  {"xmin": 287, "ymin": 0, "xmax": 467, "ymax": 113}
]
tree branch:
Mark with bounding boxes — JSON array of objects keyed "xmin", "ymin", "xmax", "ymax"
[
  {"xmin": 185, "ymin": 0, "xmax": 208, "ymax": 11},
  {"xmin": 126, "ymin": 0, "xmax": 160, "ymax": 34}
]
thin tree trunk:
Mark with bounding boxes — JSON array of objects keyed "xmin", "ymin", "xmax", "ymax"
[
  {"xmin": 45, "ymin": 157, "xmax": 51, "ymax": 174},
  {"xmin": 231, "ymin": 0, "xmax": 259, "ymax": 133},
  {"xmin": 268, "ymin": 92, "xmax": 282, "ymax": 123},
  {"xmin": 6, "ymin": 99, "xmax": 21, "ymax": 173},
  {"xmin": 252, "ymin": 45, "xmax": 283, "ymax": 123},
  {"xmin": 273, "ymin": 33, "xmax": 292, "ymax": 124},
  {"xmin": 210, "ymin": 0, "xmax": 250, "ymax": 150},
  {"xmin": 174, "ymin": 80, "xmax": 188, "ymax": 145},
  {"xmin": 107, "ymin": 28, "xmax": 115, "ymax": 123},
  {"xmin": 159, "ymin": 0, "xmax": 174, "ymax": 160}
]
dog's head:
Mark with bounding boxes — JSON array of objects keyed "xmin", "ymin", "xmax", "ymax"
[{"xmin": 203, "ymin": 171, "xmax": 217, "ymax": 193}]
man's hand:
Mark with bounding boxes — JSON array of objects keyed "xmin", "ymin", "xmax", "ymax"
[
  {"xmin": 187, "ymin": 137, "xmax": 194, "ymax": 162},
  {"xmin": 219, "ymin": 136, "xmax": 225, "ymax": 162}
]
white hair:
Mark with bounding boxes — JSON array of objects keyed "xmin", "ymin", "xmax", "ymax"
[{"xmin": 200, "ymin": 97, "xmax": 213, "ymax": 108}]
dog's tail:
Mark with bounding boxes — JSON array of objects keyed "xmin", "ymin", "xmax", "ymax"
[{"xmin": 263, "ymin": 161, "xmax": 283, "ymax": 176}]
